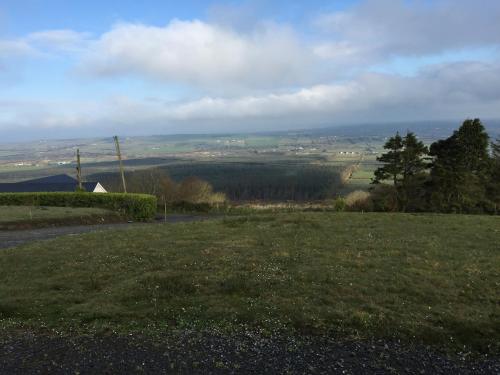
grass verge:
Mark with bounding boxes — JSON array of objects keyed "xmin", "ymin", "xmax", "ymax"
[
  {"xmin": 0, "ymin": 206, "xmax": 124, "ymax": 230},
  {"xmin": 0, "ymin": 212, "xmax": 498, "ymax": 353}
]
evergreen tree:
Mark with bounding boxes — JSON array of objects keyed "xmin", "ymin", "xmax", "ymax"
[
  {"xmin": 429, "ymin": 119, "xmax": 490, "ymax": 213},
  {"xmin": 400, "ymin": 132, "xmax": 429, "ymax": 211},
  {"xmin": 373, "ymin": 132, "xmax": 403, "ymax": 185},
  {"xmin": 455, "ymin": 119, "xmax": 490, "ymax": 172},
  {"xmin": 401, "ymin": 132, "xmax": 429, "ymax": 183},
  {"xmin": 373, "ymin": 132, "xmax": 428, "ymax": 211},
  {"xmin": 492, "ymin": 138, "xmax": 500, "ymax": 160},
  {"xmin": 488, "ymin": 138, "xmax": 500, "ymax": 213}
]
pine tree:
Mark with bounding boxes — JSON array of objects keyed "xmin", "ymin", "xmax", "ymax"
[
  {"xmin": 399, "ymin": 132, "xmax": 429, "ymax": 211},
  {"xmin": 492, "ymin": 138, "xmax": 500, "ymax": 160},
  {"xmin": 401, "ymin": 132, "xmax": 428, "ymax": 184},
  {"xmin": 429, "ymin": 119, "xmax": 490, "ymax": 213},
  {"xmin": 373, "ymin": 132, "xmax": 403, "ymax": 185},
  {"xmin": 372, "ymin": 132, "xmax": 428, "ymax": 211},
  {"xmin": 488, "ymin": 138, "xmax": 500, "ymax": 213},
  {"xmin": 455, "ymin": 119, "xmax": 490, "ymax": 173}
]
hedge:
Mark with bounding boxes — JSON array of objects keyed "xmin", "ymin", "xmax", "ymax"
[{"xmin": 0, "ymin": 192, "xmax": 157, "ymax": 221}]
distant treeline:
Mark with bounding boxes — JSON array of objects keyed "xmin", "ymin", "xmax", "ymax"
[
  {"xmin": 371, "ymin": 119, "xmax": 500, "ymax": 214},
  {"xmin": 90, "ymin": 162, "xmax": 344, "ymax": 202}
]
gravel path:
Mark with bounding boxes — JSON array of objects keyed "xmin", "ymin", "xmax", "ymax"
[
  {"xmin": 0, "ymin": 215, "xmax": 210, "ymax": 249},
  {"xmin": 0, "ymin": 331, "xmax": 498, "ymax": 374}
]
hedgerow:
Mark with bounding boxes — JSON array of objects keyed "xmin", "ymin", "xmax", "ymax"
[{"xmin": 0, "ymin": 192, "xmax": 157, "ymax": 221}]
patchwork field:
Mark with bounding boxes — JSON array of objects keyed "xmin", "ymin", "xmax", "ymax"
[{"xmin": 0, "ymin": 212, "xmax": 498, "ymax": 354}]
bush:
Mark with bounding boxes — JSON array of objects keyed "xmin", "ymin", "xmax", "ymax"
[
  {"xmin": 100, "ymin": 169, "xmax": 228, "ymax": 210},
  {"xmin": 176, "ymin": 176, "xmax": 226, "ymax": 205},
  {"xmin": 0, "ymin": 192, "xmax": 157, "ymax": 221},
  {"xmin": 345, "ymin": 190, "xmax": 373, "ymax": 212},
  {"xmin": 167, "ymin": 201, "xmax": 213, "ymax": 213},
  {"xmin": 370, "ymin": 185, "xmax": 399, "ymax": 212},
  {"xmin": 332, "ymin": 197, "xmax": 346, "ymax": 212}
]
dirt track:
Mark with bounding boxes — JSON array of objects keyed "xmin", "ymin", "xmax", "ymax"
[{"xmin": 0, "ymin": 215, "xmax": 209, "ymax": 249}]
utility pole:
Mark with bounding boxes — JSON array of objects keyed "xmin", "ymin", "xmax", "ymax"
[
  {"xmin": 113, "ymin": 135, "xmax": 127, "ymax": 193},
  {"xmin": 76, "ymin": 148, "xmax": 83, "ymax": 190}
]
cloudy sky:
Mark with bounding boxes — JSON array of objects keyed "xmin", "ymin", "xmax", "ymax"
[{"xmin": 1, "ymin": 0, "xmax": 500, "ymax": 140}]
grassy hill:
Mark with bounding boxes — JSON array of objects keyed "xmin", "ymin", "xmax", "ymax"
[{"xmin": 0, "ymin": 212, "xmax": 498, "ymax": 353}]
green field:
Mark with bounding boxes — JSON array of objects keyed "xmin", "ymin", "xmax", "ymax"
[{"xmin": 0, "ymin": 213, "xmax": 498, "ymax": 353}]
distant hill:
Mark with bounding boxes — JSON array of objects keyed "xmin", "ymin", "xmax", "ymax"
[
  {"xmin": 2, "ymin": 119, "xmax": 499, "ymax": 146},
  {"xmin": 275, "ymin": 119, "xmax": 500, "ymax": 140}
]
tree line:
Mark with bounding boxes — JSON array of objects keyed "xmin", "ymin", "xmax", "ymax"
[
  {"xmin": 92, "ymin": 162, "xmax": 344, "ymax": 202},
  {"xmin": 372, "ymin": 119, "xmax": 500, "ymax": 214},
  {"xmin": 96, "ymin": 169, "xmax": 226, "ymax": 209}
]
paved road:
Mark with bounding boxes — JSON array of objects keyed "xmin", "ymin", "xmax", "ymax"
[{"xmin": 0, "ymin": 215, "xmax": 210, "ymax": 250}]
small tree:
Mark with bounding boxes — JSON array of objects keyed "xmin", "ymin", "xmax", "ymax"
[
  {"xmin": 177, "ymin": 177, "xmax": 210, "ymax": 203},
  {"xmin": 159, "ymin": 174, "xmax": 178, "ymax": 203},
  {"xmin": 399, "ymin": 132, "xmax": 428, "ymax": 210},
  {"xmin": 372, "ymin": 132, "xmax": 428, "ymax": 211},
  {"xmin": 401, "ymin": 132, "xmax": 428, "ymax": 183},
  {"xmin": 373, "ymin": 132, "xmax": 403, "ymax": 185}
]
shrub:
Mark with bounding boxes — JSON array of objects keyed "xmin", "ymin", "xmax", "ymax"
[
  {"xmin": 0, "ymin": 192, "xmax": 157, "ymax": 221},
  {"xmin": 370, "ymin": 185, "xmax": 399, "ymax": 212},
  {"xmin": 332, "ymin": 197, "xmax": 346, "ymax": 212},
  {"xmin": 167, "ymin": 201, "xmax": 213, "ymax": 213},
  {"xmin": 345, "ymin": 190, "xmax": 373, "ymax": 212},
  {"xmin": 177, "ymin": 177, "xmax": 221, "ymax": 204},
  {"xmin": 101, "ymin": 169, "xmax": 228, "ymax": 210}
]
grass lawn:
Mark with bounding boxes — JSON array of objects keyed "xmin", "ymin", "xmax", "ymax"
[
  {"xmin": 0, "ymin": 206, "xmax": 115, "ymax": 224},
  {"xmin": 0, "ymin": 213, "xmax": 498, "ymax": 353}
]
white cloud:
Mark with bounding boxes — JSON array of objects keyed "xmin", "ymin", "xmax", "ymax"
[
  {"xmin": 1, "ymin": 0, "xmax": 500, "ymax": 139},
  {"xmin": 0, "ymin": 39, "xmax": 37, "ymax": 57},
  {"xmin": 315, "ymin": 0, "xmax": 500, "ymax": 63},
  {"xmin": 0, "ymin": 29, "xmax": 90, "ymax": 67},
  {"xmin": 81, "ymin": 20, "xmax": 316, "ymax": 90},
  {"xmin": 2, "ymin": 60, "xmax": 499, "ymax": 135},
  {"xmin": 27, "ymin": 29, "xmax": 92, "ymax": 52},
  {"xmin": 167, "ymin": 61, "xmax": 500, "ymax": 124},
  {"xmin": 76, "ymin": 1, "xmax": 500, "ymax": 90},
  {"xmin": 0, "ymin": 39, "xmax": 38, "ymax": 77},
  {"xmin": 206, "ymin": 2, "xmax": 262, "ymax": 31}
]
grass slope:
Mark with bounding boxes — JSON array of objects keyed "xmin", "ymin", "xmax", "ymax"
[{"xmin": 0, "ymin": 213, "xmax": 498, "ymax": 353}]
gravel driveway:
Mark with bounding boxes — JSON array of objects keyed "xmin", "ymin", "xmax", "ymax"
[{"xmin": 1, "ymin": 330, "xmax": 498, "ymax": 374}]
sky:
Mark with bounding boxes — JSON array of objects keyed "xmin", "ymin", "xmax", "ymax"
[{"xmin": 1, "ymin": 0, "xmax": 500, "ymax": 141}]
